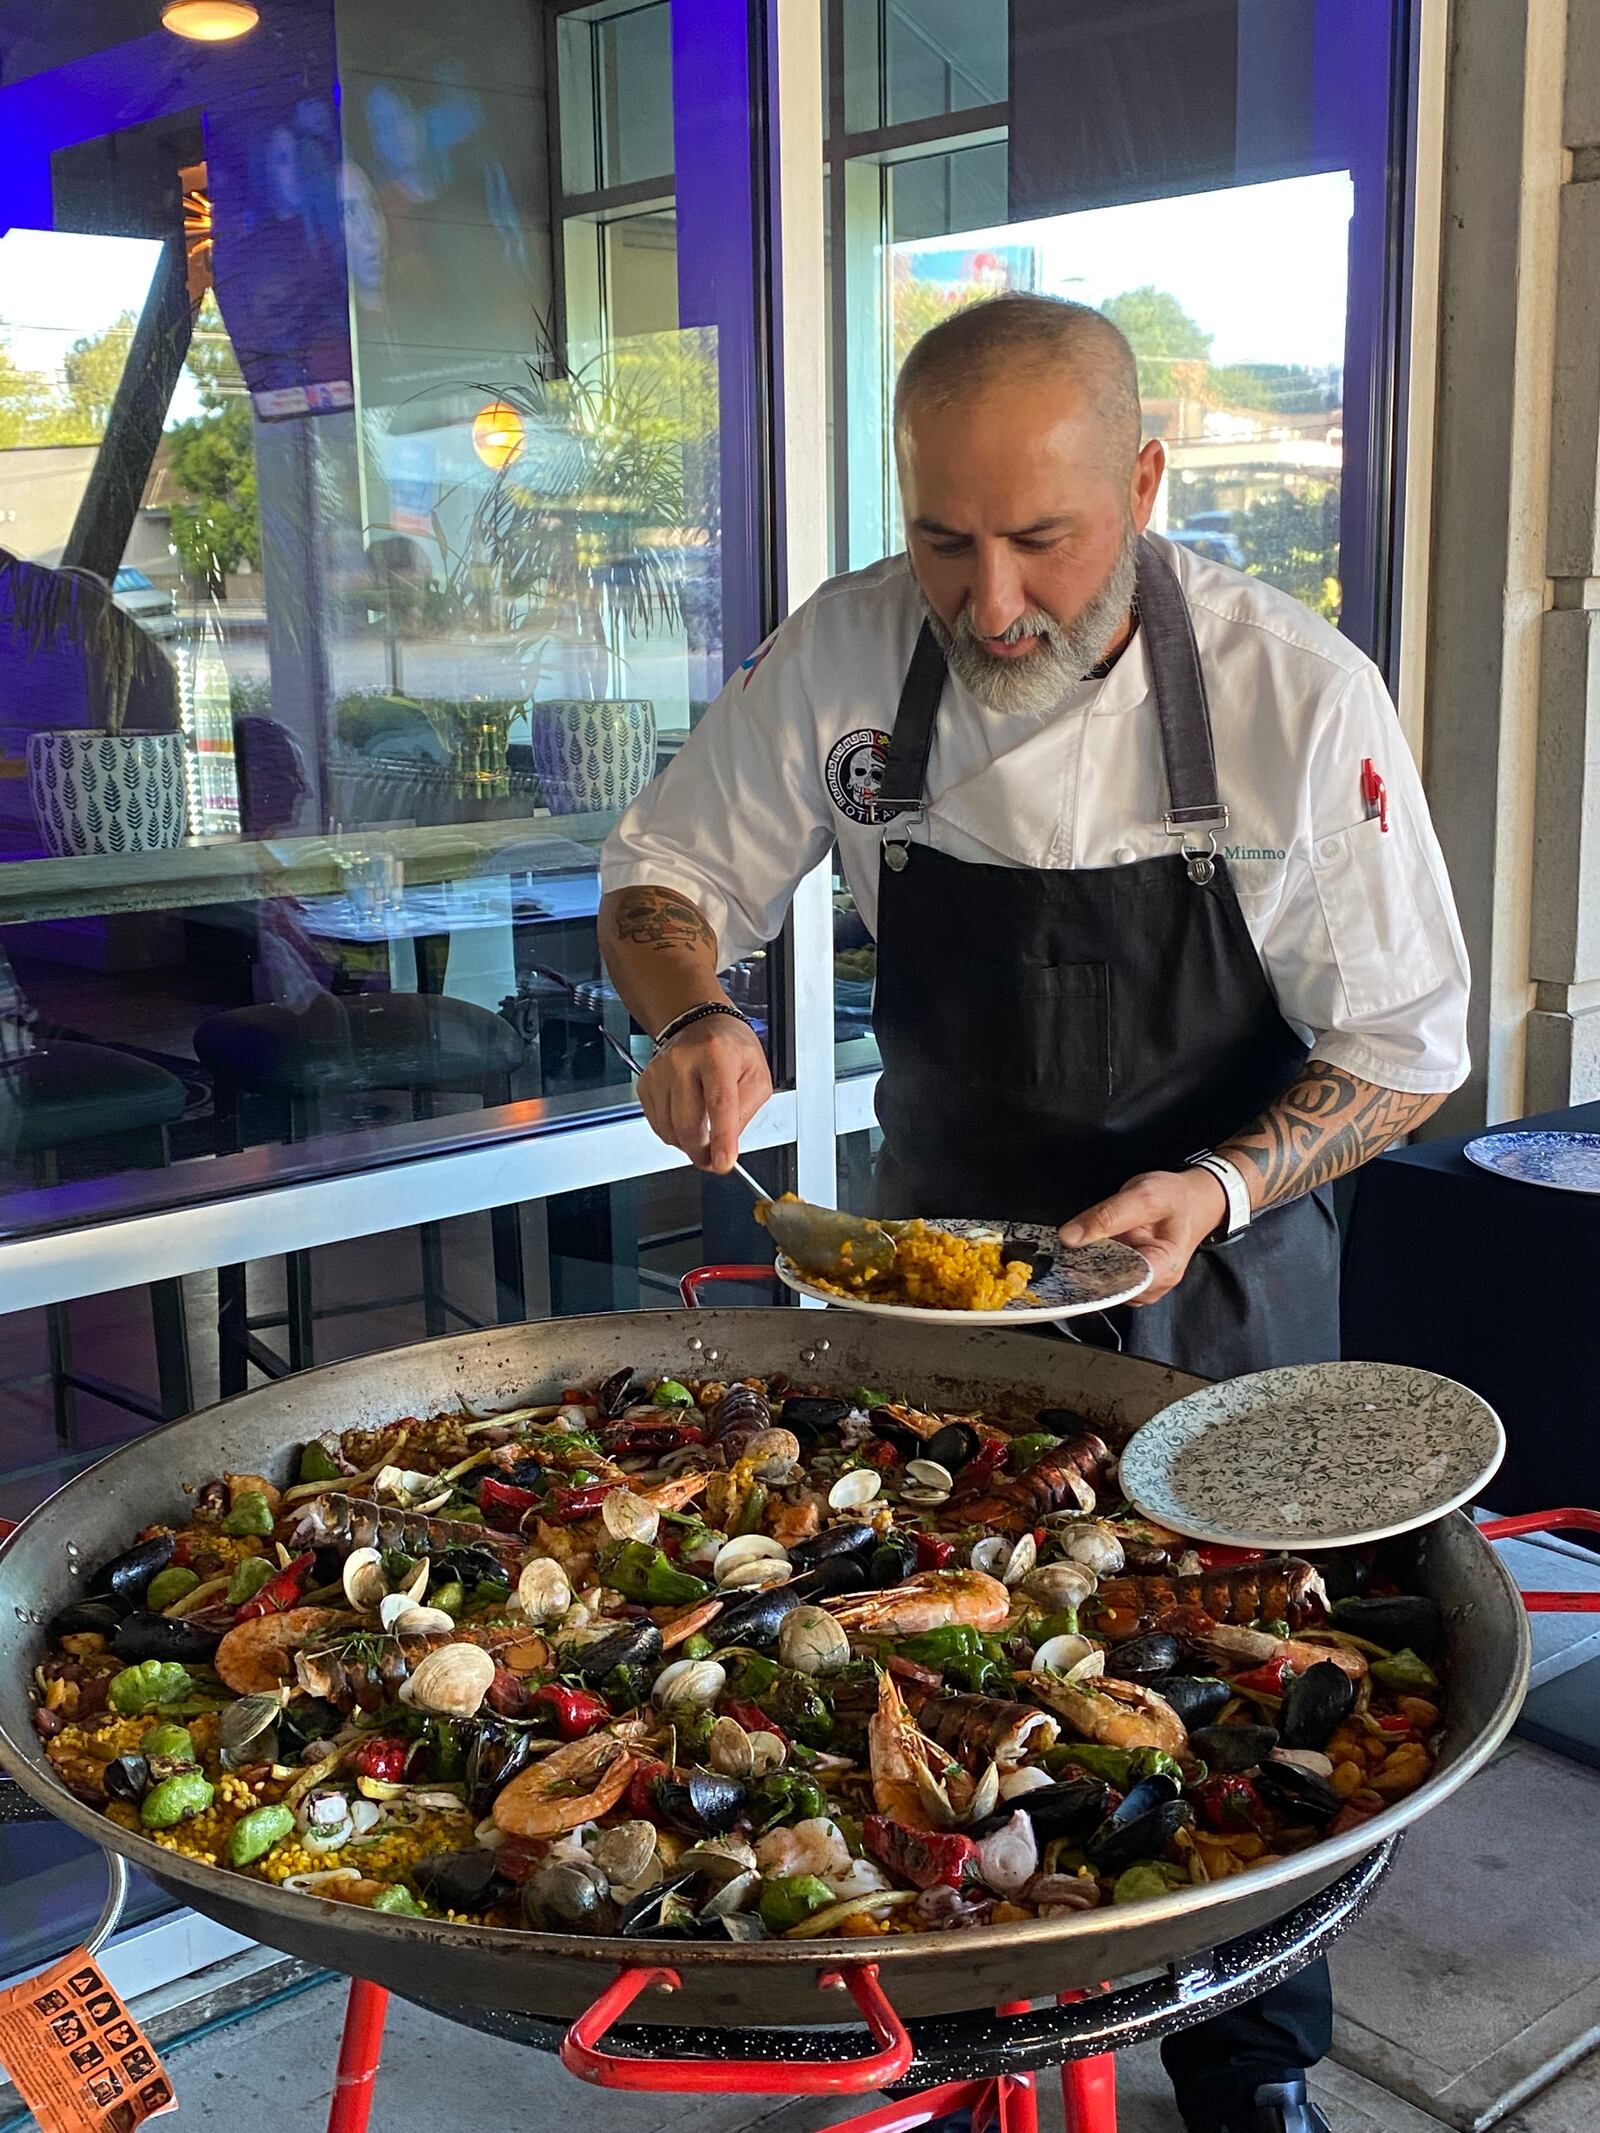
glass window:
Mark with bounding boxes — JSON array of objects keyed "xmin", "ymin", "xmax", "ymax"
[{"xmin": 0, "ymin": 0, "xmax": 765, "ymax": 1241}]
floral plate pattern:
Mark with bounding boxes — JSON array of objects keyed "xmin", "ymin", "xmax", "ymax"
[
  {"xmin": 1118, "ymin": 1361, "xmax": 1506, "ymax": 1549},
  {"xmin": 774, "ymin": 1218, "xmax": 1152, "ymax": 1325},
  {"xmin": 1464, "ymin": 1130, "xmax": 1600, "ymax": 1195}
]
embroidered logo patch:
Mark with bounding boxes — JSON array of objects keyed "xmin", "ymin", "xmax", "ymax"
[{"xmin": 824, "ymin": 728, "xmax": 913, "ymax": 825}]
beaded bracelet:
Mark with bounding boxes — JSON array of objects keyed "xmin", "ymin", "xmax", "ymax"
[{"xmin": 651, "ymin": 1000, "xmax": 753, "ymax": 1051}]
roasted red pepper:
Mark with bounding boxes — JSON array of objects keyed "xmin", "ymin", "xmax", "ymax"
[
  {"xmin": 723, "ymin": 1699, "xmax": 786, "ymax": 1746},
  {"xmin": 862, "ymin": 1440, "xmax": 901, "ymax": 1471},
  {"xmin": 233, "ymin": 1551, "xmax": 315, "ymax": 1621},
  {"xmin": 530, "ymin": 1683, "xmax": 610, "ymax": 1739},
  {"xmin": 1231, "ymin": 1658, "xmax": 1293, "ymax": 1698},
  {"xmin": 949, "ymin": 1437, "xmax": 1010, "ymax": 1498},
  {"xmin": 913, "ymin": 1532, "xmax": 956, "ymax": 1573},
  {"xmin": 626, "ymin": 1759, "xmax": 669, "ymax": 1819},
  {"xmin": 863, "ymin": 1814, "xmax": 977, "ymax": 1890},
  {"xmin": 478, "ymin": 1475, "xmax": 542, "ymax": 1529},
  {"xmin": 1194, "ymin": 1773, "xmax": 1264, "ymax": 1832},
  {"xmin": 350, "ymin": 1736, "xmax": 412, "ymax": 1783},
  {"xmin": 545, "ymin": 1482, "xmax": 614, "ymax": 1524},
  {"xmin": 600, "ymin": 1421, "xmax": 707, "ymax": 1458}
]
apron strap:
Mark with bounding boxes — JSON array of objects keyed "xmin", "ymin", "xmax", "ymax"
[
  {"xmin": 874, "ymin": 620, "xmax": 946, "ymax": 816},
  {"xmin": 1135, "ymin": 535, "xmax": 1229, "ymax": 835}
]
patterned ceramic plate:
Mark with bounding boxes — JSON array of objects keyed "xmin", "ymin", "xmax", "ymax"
[
  {"xmin": 1118, "ymin": 1361, "xmax": 1505, "ymax": 1549},
  {"xmin": 774, "ymin": 1219, "xmax": 1151, "ymax": 1325},
  {"xmin": 1464, "ymin": 1129, "xmax": 1600, "ymax": 1195}
]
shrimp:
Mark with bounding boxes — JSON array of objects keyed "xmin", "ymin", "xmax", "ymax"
[
  {"xmin": 1178, "ymin": 1615, "xmax": 1367, "ymax": 1684},
  {"xmin": 769, "ymin": 1494, "xmax": 823, "ymax": 1547},
  {"xmin": 1025, "ymin": 1669, "xmax": 1188, "ymax": 1757},
  {"xmin": 657, "ymin": 1597, "xmax": 725, "ymax": 1650},
  {"xmin": 825, "ymin": 1567, "xmax": 1010, "ymax": 1636},
  {"xmin": 213, "ymin": 1607, "xmax": 352, "ymax": 1696},
  {"xmin": 754, "ymin": 1816, "xmax": 853, "ymax": 1883},
  {"xmin": 491, "ymin": 1732, "xmax": 638, "ymax": 1838},
  {"xmin": 867, "ymin": 1669, "xmax": 958, "ymax": 1830},
  {"xmin": 636, "ymin": 1465, "xmax": 715, "ymax": 1511}
]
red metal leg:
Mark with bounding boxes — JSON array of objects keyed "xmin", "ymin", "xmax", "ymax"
[
  {"xmin": 678, "ymin": 1264, "xmax": 779, "ymax": 1307},
  {"xmin": 1479, "ymin": 1510, "xmax": 1600, "ymax": 1613},
  {"xmin": 991, "ymin": 1999, "xmax": 1039, "ymax": 2133},
  {"xmin": 326, "ymin": 1978, "xmax": 390, "ymax": 2133},
  {"xmin": 1059, "ymin": 1990, "xmax": 1118, "ymax": 2133}
]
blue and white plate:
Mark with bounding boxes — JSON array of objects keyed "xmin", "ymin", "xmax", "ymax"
[
  {"xmin": 774, "ymin": 1218, "xmax": 1152, "ymax": 1325},
  {"xmin": 1118, "ymin": 1360, "xmax": 1505, "ymax": 1550},
  {"xmin": 1464, "ymin": 1129, "xmax": 1600, "ymax": 1195}
]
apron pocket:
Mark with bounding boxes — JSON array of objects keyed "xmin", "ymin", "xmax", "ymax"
[{"xmin": 952, "ymin": 958, "xmax": 1110, "ymax": 1096}]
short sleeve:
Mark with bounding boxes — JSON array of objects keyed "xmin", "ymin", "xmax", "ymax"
[
  {"xmin": 1252, "ymin": 667, "xmax": 1471, "ymax": 1093},
  {"xmin": 599, "ymin": 609, "xmax": 837, "ymax": 967}
]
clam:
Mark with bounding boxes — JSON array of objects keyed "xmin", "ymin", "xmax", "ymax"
[
  {"xmin": 1018, "ymin": 1561, "xmax": 1098, "ymax": 1612},
  {"xmin": 342, "ymin": 1546, "xmax": 387, "ymax": 1613},
  {"xmin": 827, "ymin": 1469, "xmax": 882, "ymax": 1510},
  {"xmin": 997, "ymin": 1765, "xmax": 1055, "ymax": 1801},
  {"xmin": 701, "ymin": 1869, "xmax": 760, "ymax": 1919},
  {"xmin": 901, "ymin": 1490, "xmax": 952, "ymax": 1508},
  {"xmin": 1058, "ymin": 1523, "xmax": 1125, "ymax": 1576},
  {"xmin": 713, "ymin": 1533, "xmax": 788, "ymax": 1581},
  {"xmin": 400, "ymin": 1643, "xmax": 496, "ymax": 1719},
  {"xmin": 777, "ymin": 1605, "xmax": 852, "ymax": 1676},
  {"xmin": 741, "ymin": 1428, "xmax": 802, "ymax": 1482},
  {"xmin": 378, "ymin": 1590, "xmax": 428, "ymax": 1632},
  {"xmin": 517, "ymin": 1558, "xmax": 573, "ymax": 1624},
  {"xmin": 593, "ymin": 1820, "xmax": 660, "ymax": 1888},
  {"xmin": 903, "ymin": 1459, "xmax": 953, "ymax": 1496},
  {"xmin": 971, "ymin": 1532, "xmax": 1036, "ymax": 1584},
  {"xmin": 1003, "ymin": 1533, "xmax": 1037, "ymax": 1586},
  {"xmin": 524, "ymin": 1859, "xmax": 616, "ymax": 1934},
  {"xmin": 652, "ymin": 1658, "xmax": 727, "ymax": 1708},
  {"xmin": 747, "ymin": 1730, "xmax": 787, "ymax": 1775},
  {"xmin": 601, "ymin": 1489, "xmax": 659, "ymax": 1547},
  {"xmin": 386, "ymin": 1604, "xmax": 456, "ymax": 1637},
  {"xmin": 678, "ymin": 1838, "xmax": 758, "ymax": 1882},
  {"xmin": 1031, "ymin": 1632, "xmax": 1097, "ymax": 1676},
  {"xmin": 717, "ymin": 1558, "xmax": 792, "ymax": 1592},
  {"xmin": 220, "ymin": 1691, "xmax": 284, "ymax": 1769},
  {"xmin": 708, "ymin": 1716, "xmax": 756, "ymax": 1778}
]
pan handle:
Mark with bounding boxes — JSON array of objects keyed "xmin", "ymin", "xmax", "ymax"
[
  {"xmin": 1479, "ymin": 1508, "xmax": 1600, "ymax": 1612},
  {"xmin": 559, "ymin": 1962, "xmax": 914, "ymax": 2092},
  {"xmin": 678, "ymin": 1264, "xmax": 780, "ymax": 1309}
]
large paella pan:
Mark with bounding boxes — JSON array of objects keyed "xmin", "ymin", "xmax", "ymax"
[{"xmin": 0, "ymin": 1312, "xmax": 1528, "ymax": 2029}]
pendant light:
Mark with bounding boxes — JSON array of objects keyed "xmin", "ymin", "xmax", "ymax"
[{"xmin": 161, "ymin": 1, "xmax": 261, "ymax": 41}]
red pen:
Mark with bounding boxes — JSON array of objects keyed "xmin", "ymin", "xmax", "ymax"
[{"xmin": 1360, "ymin": 757, "xmax": 1389, "ymax": 833}]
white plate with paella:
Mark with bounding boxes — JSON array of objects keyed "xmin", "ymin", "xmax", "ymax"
[{"xmin": 773, "ymin": 1218, "xmax": 1153, "ymax": 1324}]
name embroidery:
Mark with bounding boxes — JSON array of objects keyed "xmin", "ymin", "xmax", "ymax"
[{"xmin": 1224, "ymin": 845, "xmax": 1286, "ymax": 862}]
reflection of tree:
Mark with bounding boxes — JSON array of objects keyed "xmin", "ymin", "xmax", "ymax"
[
  {"xmin": 0, "ymin": 313, "xmax": 137, "ymax": 445},
  {"xmin": 1102, "ymin": 286, "xmax": 1212, "ymax": 399},
  {"xmin": 892, "ymin": 269, "xmax": 994, "ymax": 375},
  {"xmin": 1237, "ymin": 482, "xmax": 1341, "ymax": 623},
  {"xmin": 166, "ymin": 294, "xmax": 260, "ymax": 594}
]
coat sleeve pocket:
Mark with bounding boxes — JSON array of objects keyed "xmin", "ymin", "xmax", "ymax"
[{"xmin": 1311, "ymin": 815, "xmax": 1442, "ymax": 1023}]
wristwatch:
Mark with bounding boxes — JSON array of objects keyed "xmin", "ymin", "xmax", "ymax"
[{"xmin": 1186, "ymin": 1150, "xmax": 1253, "ymax": 1245}]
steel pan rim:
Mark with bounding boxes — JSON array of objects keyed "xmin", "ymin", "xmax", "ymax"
[{"xmin": 0, "ymin": 1311, "xmax": 1531, "ymax": 1981}]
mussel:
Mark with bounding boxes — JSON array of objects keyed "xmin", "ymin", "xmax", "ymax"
[
  {"xmin": 89, "ymin": 1535, "xmax": 176, "ymax": 1608},
  {"xmin": 974, "ymin": 1776, "xmax": 1110, "ymax": 1843},
  {"xmin": 868, "ymin": 1407, "xmax": 924, "ymax": 1458},
  {"xmin": 596, "ymin": 1366, "xmax": 640, "ymax": 1420},
  {"xmin": 1102, "ymin": 1632, "xmax": 1181, "ymax": 1686},
  {"xmin": 710, "ymin": 1579, "xmax": 809, "ymax": 1649},
  {"xmin": 48, "ymin": 1600, "xmax": 122, "ymax": 1641},
  {"xmin": 1255, "ymin": 1762, "xmax": 1343, "ymax": 1825},
  {"xmin": 524, "ymin": 1858, "xmax": 617, "ymax": 1934},
  {"xmin": 787, "ymin": 1524, "xmax": 877, "ymax": 1572},
  {"xmin": 1277, "ymin": 1661, "xmax": 1356, "ymax": 1751},
  {"xmin": 652, "ymin": 1767, "xmax": 749, "ymax": 1836},
  {"xmin": 414, "ymin": 1849, "xmax": 511, "ymax": 1913},
  {"xmin": 103, "ymin": 1755, "xmax": 150, "ymax": 1803},
  {"xmin": 1035, "ymin": 1406, "xmax": 1094, "ymax": 1436},
  {"xmin": 926, "ymin": 1421, "xmax": 981, "ymax": 1472},
  {"xmin": 779, "ymin": 1395, "xmax": 851, "ymax": 1441},
  {"xmin": 568, "ymin": 1619, "xmax": 664, "ymax": 1685},
  {"xmin": 112, "ymin": 1611, "xmax": 222, "ymax": 1663},
  {"xmin": 1084, "ymin": 1775, "xmax": 1193, "ymax": 1872},
  {"xmin": 1188, "ymin": 1723, "xmax": 1278, "ymax": 1773},
  {"xmin": 868, "ymin": 1535, "xmax": 918, "ymax": 1587},
  {"xmin": 1151, "ymin": 1675, "xmax": 1231, "ymax": 1731},
  {"xmin": 790, "ymin": 1555, "xmax": 869, "ymax": 1603},
  {"xmin": 465, "ymin": 1720, "xmax": 539, "ymax": 1811},
  {"xmin": 433, "ymin": 1546, "xmax": 512, "ymax": 1591},
  {"xmin": 1332, "ymin": 1594, "xmax": 1444, "ymax": 1664},
  {"xmin": 619, "ymin": 1870, "xmax": 700, "ymax": 1938}
]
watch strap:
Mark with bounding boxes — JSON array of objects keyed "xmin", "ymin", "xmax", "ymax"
[{"xmin": 1187, "ymin": 1150, "xmax": 1252, "ymax": 1244}]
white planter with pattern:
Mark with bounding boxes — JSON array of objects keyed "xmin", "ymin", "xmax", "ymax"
[
  {"xmin": 529, "ymin": 698, "xmax": 656, "ymax": 816},
  {"xmin": 26, "ymin": 730, "xmax": 188, "ymax": 857}
]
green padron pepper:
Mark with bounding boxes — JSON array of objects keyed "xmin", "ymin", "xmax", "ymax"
[
  {"xmin": 758, "ymin": 1875, "xmax": 835, "ymax": 1932},
  {"xmin": 1044, "ymin": 1743, "xmax": 1186, "ymax": 1790},
  {"xmin": 603, "ymin": 1540, "xmax": 710, "ymax": 1607},
  {"xmin": 1112, "ymin": 1861, "xmax": 1187, "ymax": 1906},
  {"xmin": 145, "ymin": 1567, "xmax": 200, "ymax": 1613},
  {"xmin": 1370, "ymin": 1648, "xmax": 1440, "ymax": 1696},
  {"xmin": 297, "ymin": 1440, "xmax": 343, "ymax": 1484},
  {"xmin": 139, "ymin": 1723, "xmax": 197, "ymax": 1781},
  {"xmin": 667, "ymin": 1705, "xmax": 715, "ymax": 1760},
  {"xmin": 108, "ymin": 1661, "xmax": 194, "ymax": 1716},
  {"xmin": 228, "ymin": 1804, "xmax": 297, "ymax": 1867},
  {"xmin": 1006, "ymin": 1431, "xmax": 1063, "ymax": 1473},
  {"xmin": 222, "ymin": 1491, "xmax": 275, "ymax": 1537},
  {"xmin": 654, "ymin": 1379, "xmax": 695, "ymax": 1407},
  {"xmin": 898, "ymin": 1626, "xmax": 1007, "ymax": 1693},
  {"xmin": 752, "ymin": 1771, "xmax": 827, "ymax": 1832},
  {"xmin": 227, "ymin": 1556, "xmax": 277, "ymax": 1607},
  {"xmin": 140, "ymin": 1771, "xmax": 214, "ymax": 1830},
  {"xmin": 370, "ymin": 1885, "xmax": 427, "ymax": 1917}
]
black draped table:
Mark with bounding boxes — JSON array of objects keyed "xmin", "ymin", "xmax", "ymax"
[{"xmin": 1342, "ymin": 1098, "xmax": 1600, "ymax": 1520}]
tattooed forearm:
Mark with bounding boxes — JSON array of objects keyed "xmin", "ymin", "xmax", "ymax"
[
  {"xmin": 608, "ymin": 885, "xmax": 717, "ymax": 954},
  {"xmin": 1217, "ymin": 1060, "xmax": 1445, "ymax": 1213}
]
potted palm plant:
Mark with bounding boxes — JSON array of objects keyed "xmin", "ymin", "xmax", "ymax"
[
  {"xmin": 3, "ymin": 550, "xmax": 188, "ymax": 859},
  {"xmin": 455, "ymin": 339, "xmax": 692, "ymax": 817}
]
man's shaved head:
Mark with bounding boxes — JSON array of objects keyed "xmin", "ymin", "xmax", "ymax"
[{"xmin": 894, "ymin": 294, "xmax": 1142, "ymax": 482}]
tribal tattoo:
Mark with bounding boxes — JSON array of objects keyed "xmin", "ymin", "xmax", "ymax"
[
  {"xmin": 608, "ymin": 885, "xmax": 717, "ymax": 955},
  {"xmin": 1218, "ymin": 1059, "xmax": 1443, "ymax": 1213}
]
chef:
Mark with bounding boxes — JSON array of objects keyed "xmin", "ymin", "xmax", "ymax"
[{"xmin": 598, "ymin": 295, "xmax": 1469, "ymax": 2133}]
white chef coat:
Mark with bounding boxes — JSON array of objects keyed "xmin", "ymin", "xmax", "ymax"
[{"xmin": 601, "ymin": 534, "xmax": 1471, "ymax": 1095}]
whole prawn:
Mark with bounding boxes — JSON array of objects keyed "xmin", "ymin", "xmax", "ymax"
[
  {"xmin": 214, "ymin": 1607, "xmax": 353, "ymax": 1696},
  {"xmin": 1024, "ymin": 1664, "xmax": 1188, "ymax": 1758},
  {"xmin": 492, "ymin": 1732, "xmax": 637, "ymax": 1838},
  {"xmin": 825, "ymin": 1567, "xmax": 1010, "ymax": 1636},
  {"xmin": 867, "ymin": 1669, "xmax": 963, "ymax": 1830}
]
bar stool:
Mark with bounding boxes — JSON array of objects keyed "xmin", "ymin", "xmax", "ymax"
[
  {"xmin": 192, "ymin": 991, "xmax": 527, "ymax": 1394},
  {"xmin": 4, "ymin": 1040, "xmax": 193, "ymax": 1440}
]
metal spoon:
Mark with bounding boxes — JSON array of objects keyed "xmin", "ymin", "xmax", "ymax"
[{"xmin": 555, "ymin": 976, "xmax": 897, "ymax": 1282}]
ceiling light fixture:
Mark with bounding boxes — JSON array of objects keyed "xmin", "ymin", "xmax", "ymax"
[{"xmin": 161, "ymin": 1, "xmax": 261, "ymax": 42}]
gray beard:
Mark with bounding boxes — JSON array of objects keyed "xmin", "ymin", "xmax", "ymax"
[{"xmin": 918, "ymin": 520, "xmax": 1140, "ymax": 716}]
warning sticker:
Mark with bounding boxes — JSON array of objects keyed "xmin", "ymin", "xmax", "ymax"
[{"xmin": 0, "ymin": 1948, "xmax": 175, "ymax": 2132}]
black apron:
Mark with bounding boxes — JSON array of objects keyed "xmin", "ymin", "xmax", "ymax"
[{"xmin": 868, "ymin": 537, "xmax": 1340, "ymax": 1382}]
